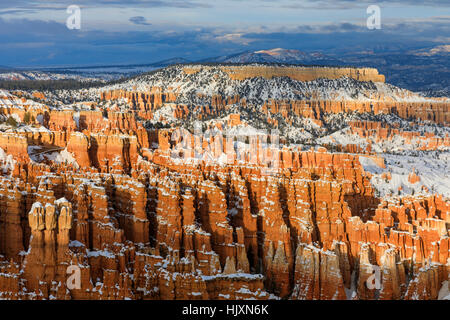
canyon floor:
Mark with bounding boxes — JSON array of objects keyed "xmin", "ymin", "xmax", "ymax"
[{"xmin": 0, "ymin": 64, "xmax": 448, "ymax": 300}]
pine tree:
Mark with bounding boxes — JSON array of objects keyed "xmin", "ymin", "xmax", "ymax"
[
  {"xmin": 6, "ymin": 116, "xmax": 17, "ymax": 127},
  {"xmin": 23, "ymin": 112, "xmax": 31, "ymax": 124}
]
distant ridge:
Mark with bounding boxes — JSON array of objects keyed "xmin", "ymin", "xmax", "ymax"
[
  {"xmin": 203, "ymin": 48, "xmax": 344, "ymax": 66},
  {"xmin": 42, "ymin": 57, "xmax": 191, "ymax": 71},
  {"xmin": 0, "ymin": 65, "xmax": 12, "ymax": 72}
]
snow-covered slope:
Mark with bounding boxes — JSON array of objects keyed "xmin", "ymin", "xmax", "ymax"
[
  {"xmin": 97, "ymin": 64, "xmax": 433, "ymax": 105},
  {"xmin": 0, "ymin": 71, "xmax": 101, "ymax": 82}
]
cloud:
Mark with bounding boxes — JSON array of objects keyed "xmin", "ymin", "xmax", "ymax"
[
  {"xmin": 0, "ymin": 17, "xmax": 69, "ymax": 36},
  {"xmin": 320, "ymin": 22, "xmax": 361, "ymax": 32},
  {"xmin": 0, "ymin": 0, "xmax": 211, "ymax": 11},
  {"xmin": 0, "ymin": 0, "xmax": 448, "ymax": 18},
  {"xmin": 214, "ymin": 33, "xmax": 254, "ymax": 45},
  {"xmin": 0, "ymin": 9, "xmax": 39, "ymax": 15},
  {"xmin": 0, "ymin": 11, "xmax": 447, "ymax": 67},
  {"xmin": 129, "ymin": 16, "xmax": 151, "ymax": 26},
  {"xmin": 268, "ymin": 0, "xmax": 450, "ymax": 10}
]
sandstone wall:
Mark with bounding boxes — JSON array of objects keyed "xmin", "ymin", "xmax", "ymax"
[{"xmin": 183, "ymin": 65, "xmax": 386, "ymax": 82}]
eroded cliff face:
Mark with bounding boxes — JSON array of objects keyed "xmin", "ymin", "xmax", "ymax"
[
  {"xmin": 0, "ymin": 66, "xmax": 448, "ymax": 300},
  {"xmin": 0, "ymin": 136, "xmax": 447, "ymax": 300},
  {"xmin": 184, "ymin": 66, "xmax": 386, "ymax": 82}
]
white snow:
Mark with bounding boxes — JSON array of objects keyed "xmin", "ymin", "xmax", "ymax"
[
  {"xmin": 360, "ymin": 152, "xmax": 450, "ymax": 197},
  {"xmin": 438, "ymin": 281, "xmax": 450, "ymax": 300},
  {"xmin": 0, "ymin": 147, "xmax": 16, "ymax": 174},
  {"xmin": 11, "ymin": 113, "xmax": 21, "ymax": 123},
  {"xmin": 73, "ymin": 112, "xmax": 80, "ymax": 129},
  {"xmin": 359, "ymin": 156, "xmax": 385, "ymax": 174},
  {"xmin": 53, "ymin": 148, "xmax": 79, "ymax": 168}
]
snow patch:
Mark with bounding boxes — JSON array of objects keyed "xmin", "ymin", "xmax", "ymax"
[
  {"xmin": 53, "ymin": 148, "xmax": 79, "ymax": 168},
  {"xmin": 0, "ymin": 147, "xmax": 16, "ymax": 174},
  {"xmin": 438, "ymin": 281, "xmax": 450, "ymax": 300}
]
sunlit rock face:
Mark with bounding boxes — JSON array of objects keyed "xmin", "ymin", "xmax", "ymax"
[{"xmin": 0, "ymin": 65, "xmax": 448, "ymax": 300}]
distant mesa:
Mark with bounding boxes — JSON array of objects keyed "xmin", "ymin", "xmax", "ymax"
[{"xmin": 183, "ymin": 64, "xmax": 386, "ymax": 83}]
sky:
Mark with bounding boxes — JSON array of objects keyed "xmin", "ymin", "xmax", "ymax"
[{"xmin": 0, "ymin": 0, "xmax": 449, "ymax": 67}]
